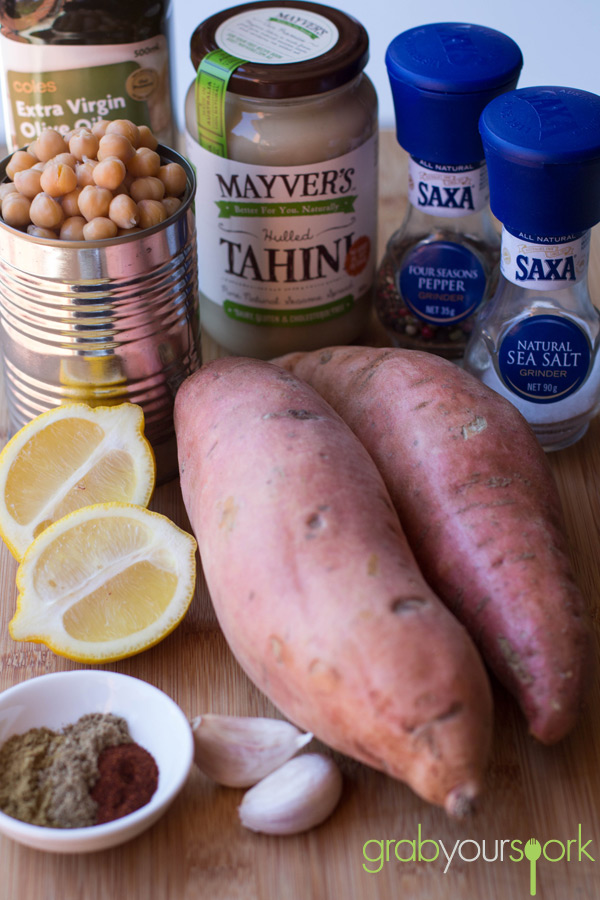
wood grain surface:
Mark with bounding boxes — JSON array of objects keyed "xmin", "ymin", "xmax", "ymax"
[{"xmin": 0, "ymin": 132, "xmax": 599, "ymax": 900}]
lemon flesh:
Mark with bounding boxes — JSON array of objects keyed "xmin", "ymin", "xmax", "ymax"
[
  {"xmin": 0, "ymin": 403, "xmax": 155, "ymax": 559},
  {"xmin": 11, "ymin": 503, "xmax": 196, "ymax": 663}
]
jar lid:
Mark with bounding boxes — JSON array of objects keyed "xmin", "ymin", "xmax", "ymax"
[
  {"xmin": 385, "ymin": 23, "xmax": 523, "ymax": 164},
  {"xmin": 480, "ymin": 86, "xmax": 600, "ymax": 235},
  {"xmin": 190, "ymin": 0, "xmax": 369, "ymax": 100}
]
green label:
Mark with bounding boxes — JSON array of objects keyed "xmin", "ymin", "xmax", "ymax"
[
  {"xmin": 7, "ymin": 63, "xmax": 150, "ymax": 141},
  {"xmin": 195, "ymin": 50, "xmax": 247, "ymax": 157},
  {"xmin": 216, "ymin": 197, "xmax": 357, "ymax": 218},
  {"xmin": 224, "ymin": 296, "xmax": 355, "ymax": 326},
  {"xmin": 267, "ymin": 17, "xmax": 319, "ymax": 38}
]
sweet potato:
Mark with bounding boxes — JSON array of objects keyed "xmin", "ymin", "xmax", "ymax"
[
  {"xmin": 174, "ymin": 357, "xmax": 493, "ymax": 815},
  {"xmin": 274, "ymin": 346, "xmax": 592, "ymax": 744}
]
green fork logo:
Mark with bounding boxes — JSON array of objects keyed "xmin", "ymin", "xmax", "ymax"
[{"xmin": 524, "ymin": 838, "xmax": 542, "ymax": 895}]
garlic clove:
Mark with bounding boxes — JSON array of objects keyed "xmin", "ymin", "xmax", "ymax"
[
  {"xmin": 190, "ymin": 714, "xmax": 313, "ymax": 788},
  {"xmin": 238, "ymin": 753, "xmax": 343, "ymax": 835}
]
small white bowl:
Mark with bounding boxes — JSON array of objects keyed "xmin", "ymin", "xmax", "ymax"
[{"xmin": 0, "ymin": 670, "xmax": 194, "ymax": 853}]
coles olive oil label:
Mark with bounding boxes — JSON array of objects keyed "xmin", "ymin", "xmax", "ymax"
[
  {"xmin": 185, "ymin": 134, "xmax": 377, "ymax": 326},
  {"xmin": 0, "ymin": 34, "xmax": 171, "ymax": 149}
]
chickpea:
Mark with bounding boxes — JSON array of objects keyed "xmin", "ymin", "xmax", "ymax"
[
  {"xmin": 91, "ymin": 120, "xmax": 110, "ymax": 138},
  {"xmin": 92, "ymin": 156, "xmax": 126, "ymax": 191},
  {"xmin": 69, "ymin": 128, "xmax": 99, "ymax": 161},
  {"xmin": 3, "ymin": 121, "xmax": 183, "ymax": 242},
  {"xmin": 76, "ymin": 159, "xmax": 98, "ymax": 188},
  {"xmin": 2, "ymin": 192, "xmax": 31, "ymax": 228},
  {"xmin": 97, "ymin": 133, "xmax": 135, "ymax": 163},
  {"xmin": 51, "ymin": 152, "xmax": 78, "ymax": 169},
  {"xmin": 137, "ymin": 125, "xmax": 158, "ymax": 151},
  {"xmin": 62, "ymin": 187, "xmax": 83, "ymax": 218},
  {"xmin": 0, "ymin": 182, "xmax": 18, "ymax": 206},
  {"xmin": 78, "ymin": 185, "xmax": 113, "ymax": 221},
  {"xmin": 106, "ymin": 119, "xmax": 140, "ymax": 148},
  {"xmin": 30, "ymin": 192, "xmax": 64, "ymax": 229},
  {"xmin": 137, "ymin": 198, "xmax": 166, "ymax": 229},
  {"xmin": 83, "ymin": 216, "xmax": 118, "ymax": 241},
  {"xmin": 40, "ymin": 161, "xmax": 78, "ymax": 197},
  {"xmin": 60, "ymin": 216, "xmax": 86, "ymax": 241},
  {"xmin": 158, "ymin": 163, "xmax": 187, "ymax": 197},
  {"xmin": 5, "ymin": 150, "xmax": 36, "ymax": 180},
  {"xmin": 130, "ymin": 176, "xmax": 165, "ymax": 202},
  {"xmin": 13, "ymin": 167, "xmax": 43, "ymax": 199},
  {"xmin": 108, "ymin": 193, "xmax": 139, "ymax": 230},
  {"xmin": 126, "ymin": 147, "xmax": 160, "ymax": 178},
  {"xmin": 162, "ymin": 196, "xmax": 182, "ymax": 218},
  {"xmin": 27, "ymin": 225, "xmax": 58, "ymax": 239},
  {"xmin": 30, "ymin": 129, "xmax": 68, "ymax": 162}
]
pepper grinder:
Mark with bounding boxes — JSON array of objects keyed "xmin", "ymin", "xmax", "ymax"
[{"xmin": 375, "ymin": 22, "xmax": 523, "ymax": 359}]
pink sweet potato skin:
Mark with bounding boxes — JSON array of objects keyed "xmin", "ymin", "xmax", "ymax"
[
  {"xmin": 274, "ymin": 346, "xmax": 592, "ymax": 744},
  {"xmin": 174, "ymin": 357, "xmax": 493, "ymax": 815}
]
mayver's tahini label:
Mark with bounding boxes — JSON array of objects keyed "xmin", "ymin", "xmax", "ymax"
[
  {"xmin": 501, "ymin": 228, "xmax": 590, "ymax": 289},
  {"xmin": 407, "ymin": 158, "xmax": 489, "ymax": 218},
  {"xmin": 186, "ymin": 134, "xmax": 377, "ymax": 326}
]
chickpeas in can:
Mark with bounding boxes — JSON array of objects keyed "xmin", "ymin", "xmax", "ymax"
[{"xmin": 0, "ymin": 126, "xmax": 200, "ymax": 483}]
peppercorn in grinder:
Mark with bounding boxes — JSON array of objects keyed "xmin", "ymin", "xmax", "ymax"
[{"xmin": 375, "ymin": 23, "xmax": 523, "ymax": 359}]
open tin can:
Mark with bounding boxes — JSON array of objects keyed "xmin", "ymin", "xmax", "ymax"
[{"xmin": 0, "ymin": 145, "xmax": 201, "ymax": 484}]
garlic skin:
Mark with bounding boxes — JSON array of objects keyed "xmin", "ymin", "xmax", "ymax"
[
  {"xmin": 238, "ymin": 753, "xmax": 343, "ymax": 835},
  {"xmin": 190, "ymin": 714, "xmax": 313, "ymax": 788}
]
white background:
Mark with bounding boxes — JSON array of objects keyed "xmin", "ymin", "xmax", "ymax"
[
  {"xmin": 168, "ymin": 0, "xmax": 600, "ymax": 131},
  {"xmin": 0, "ymin": 0, "xmax": 599, "ymax": 138}
]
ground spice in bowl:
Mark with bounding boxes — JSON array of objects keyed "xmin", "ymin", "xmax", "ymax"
[
  {"xmin": 91, "ymin": 743, "xmax": 159, "ymax": 825},
  {"xmin": 0, "ymin": 713, "xmax": 159, "ymax": 828}
]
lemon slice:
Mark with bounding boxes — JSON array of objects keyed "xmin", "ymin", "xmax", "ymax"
[
  {"xmin": 10, "ymin": 503, "xmax": 196, "ymax": 663},
  {"xmin": 0, "ymin": 402, "xmax": 156, "ymax": 559}
]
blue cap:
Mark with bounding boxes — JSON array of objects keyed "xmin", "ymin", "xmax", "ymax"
[
  {"xmin": 480, "ymin": 86, "xmax": 600, "ymax": 235},
  {"xmin": 385, "ymin": 23, "xmax": 523, "ymax": 164}
]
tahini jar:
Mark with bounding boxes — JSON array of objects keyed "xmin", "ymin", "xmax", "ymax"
[{"xmin": 185, "ymin": 0, "xmax": 378, "ymax": 358}]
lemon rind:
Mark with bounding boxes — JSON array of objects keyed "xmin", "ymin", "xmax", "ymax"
[
  {"xmin": 0, "ymin": 402, "xmax": 156, "ymax": 560},
  {"xmin": 10, "ymin": 502, "xmax": 196, "ymax": 663}
]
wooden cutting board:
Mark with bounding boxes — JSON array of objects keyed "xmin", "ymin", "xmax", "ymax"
[{"xmin": 0, "ymin": 132, "xmax": 599, "ymax": 900}]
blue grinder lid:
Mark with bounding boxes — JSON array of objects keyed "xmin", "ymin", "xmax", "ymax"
[
  {"xmin": 385, "ymin": 23, "xmax": 523, "ymax": 164},
  {"xmin": 479, "ymin": 86, "xmax": 600, "ymax": 235}
]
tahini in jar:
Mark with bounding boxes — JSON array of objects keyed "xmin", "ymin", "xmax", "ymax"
[
  {"xmin": 0, "ymin": 0, "xmax": 174, "ymax": 150},
  {"xmin": 185, "ymin": 0, "xmax": 378, "ymax": 359}
]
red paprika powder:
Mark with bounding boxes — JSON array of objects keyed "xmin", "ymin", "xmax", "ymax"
[{"xmin": 91, "ymin": 742, "xmax": 159, "ymax": 825}]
